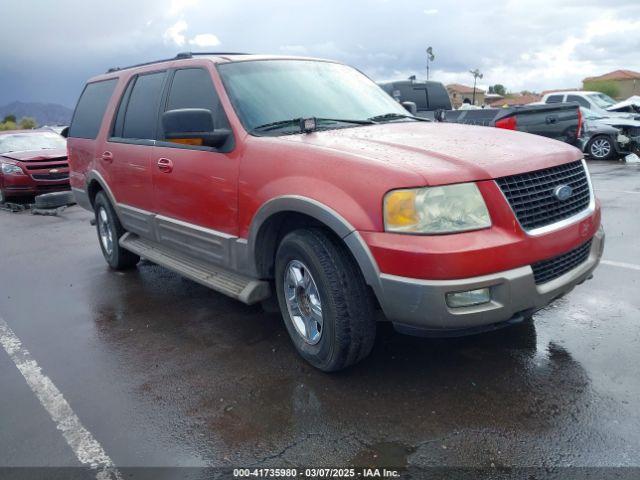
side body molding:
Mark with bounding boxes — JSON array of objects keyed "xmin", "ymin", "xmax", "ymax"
[
  {"xmin": 75, "ymin": 185, "xmax": 384, "ymax": 301},
  {"xmin": 245, "ymin": 196, "xmax": 383, "ymax": 297}
]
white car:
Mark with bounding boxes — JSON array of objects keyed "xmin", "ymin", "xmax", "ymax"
[{"xmin": 541, "ymin": 91, "xmax": 639, "ymax": 119}]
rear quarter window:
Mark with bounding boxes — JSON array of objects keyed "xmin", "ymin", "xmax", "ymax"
[{"xmin": 68, "ymin": 79, "xmax": 117, "ymax": 139}]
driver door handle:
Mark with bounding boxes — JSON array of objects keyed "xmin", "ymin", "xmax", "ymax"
[{"xmin": 157, "ymin": 157, "xmax": 173, "ymax": 173}]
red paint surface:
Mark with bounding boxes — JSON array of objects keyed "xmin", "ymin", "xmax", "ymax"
[{"xmin": 68, "ymin": 56, "xmax": 600, "ymax": 280}]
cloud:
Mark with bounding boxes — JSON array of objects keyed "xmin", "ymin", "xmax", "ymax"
[
  {"xmin": 2, "ymin": 0, "xmax": 640, "ymax": 106},
  {"xmin": 167, "ymin": 0, "xmax": 199, "ymax": 16},
  {"xmin": 280, "ymin": 45, "xmax": 309, "ymax": 54},
  {"xmin": 189, "ymin": 33, "xmax": 221, "ymax": 47},
  {"xmin": 163, "ymin": 19, "xmax": 188, "ymax": 46}
]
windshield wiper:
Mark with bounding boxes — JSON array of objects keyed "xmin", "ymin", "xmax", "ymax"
[
  {"xmin": 316, "ymin": 117, "xmax": 376, "ymax": 126},
  {"xmin": 251, "ymin": 118, "xmax": 302, "ymax": 133},
  {"xmin": 368, "ymin": 112, "xmax": 429, "ymax": 123},
  {"xmin": 251, "ymin": 117, "xmax": 376, "ymax": 134}
]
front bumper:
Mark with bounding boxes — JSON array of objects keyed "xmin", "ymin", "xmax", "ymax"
[
  {"xmin": 377, "ymin": 226, "xmax": 604, "ymax": 335},
  {"xmin": 2, "ymin": 174, "xmax": 70, "ymax": 197}
]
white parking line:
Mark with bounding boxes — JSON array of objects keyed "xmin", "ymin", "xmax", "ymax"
[
  {"xmin": 595, "ymin": 189, "xmax": 640, "ymax": 195},
  {"xmin": 0, "ymin": 316, "xmax": 121, "ymax": 480},
  {"xmin": 601, "ymin": 260, "xmax": 640, "ymax": 272}
]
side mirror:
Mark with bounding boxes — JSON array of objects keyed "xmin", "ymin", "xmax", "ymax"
[
  {"xmin": 60, "ymin": 126, "xmax": 69, "ymax": 138},
  {"xmin": 162, "ymin": 108, "xmax": 230, "ymax": 149},
  {"xmin": 401, "ymin": 101, "xmax": 417, "ymax": 115}
]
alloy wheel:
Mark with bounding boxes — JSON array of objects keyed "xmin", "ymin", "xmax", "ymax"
[
  {"xmin": 97, "ymin": 207, "xmax": 114, "ymax": 255},
  {"xmin": 590, "ymin": 138, "xmax": 612, "ymax": 159},
  {"xmin": 283, "ymin": 260, "xmax": 324, "ymax": 345}
]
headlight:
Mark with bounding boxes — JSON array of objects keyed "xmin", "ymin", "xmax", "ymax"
[
  {"xmin": 1, "ymin": 162, "xmax": 24, "ymax": 175},
  {"xmin": 384, "ymin": 183, "xmax": 491, "ymax": 234}
]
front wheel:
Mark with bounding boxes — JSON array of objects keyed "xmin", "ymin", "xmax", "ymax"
[
  {"xmin": 587, "ymin": 135, "xmax": 615, "ymax": 160},
  {"xmin": 94, "ymin": 191, "xmax": 140, "ymax": 270},
  {"xmin": 275, "ymin": 229, "xmax": 376, "ymax": 372}
]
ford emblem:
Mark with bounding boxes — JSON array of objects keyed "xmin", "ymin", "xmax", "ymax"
[{"xmin": 553, "ymin": 184, "xmax": 573, "ymax": 202}]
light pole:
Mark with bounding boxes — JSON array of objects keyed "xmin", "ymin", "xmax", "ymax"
[
  {"xmin": 426, "ymin": 47, "xmax": 435, "ymax": 80},
  {"xmin": 470, "ymin": 68, "xmax": 483, "ymax": 105}
]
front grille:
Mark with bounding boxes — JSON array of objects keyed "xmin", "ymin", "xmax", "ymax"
[
  {"xmin": 25, "ymin": 162, "xmax": 68, "ymax": 170},
  {"xmin": 531, "ymin": 240, "xmax": 592, "ymax": 284},
  {"xmin": 32, "ymin": 172, "xmax": 69, "ymax": 180},
  {"xmin": 36, "ymin": 185, "xmax": 70, "ymax": 192},
  {"xmin": 496, "ymin": 160, "xmax": 591, "ymax": 231}
]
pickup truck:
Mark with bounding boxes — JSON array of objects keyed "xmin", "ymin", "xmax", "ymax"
[
  {"xmin": 67, "ymin": 53, "xmax": 604, "ymax": 371},
  {"xmin": 379, "ymin": 80, "xmax": 582, "ymax": 145}
]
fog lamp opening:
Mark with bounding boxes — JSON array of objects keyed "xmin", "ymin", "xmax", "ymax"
[{"xmin": 446, "ymin": 287, "xmax": 491, "ymax": 308}]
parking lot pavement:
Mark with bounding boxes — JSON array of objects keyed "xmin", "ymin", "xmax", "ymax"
[{"xmin": 0, "ymin": 160, "xmax": 639, "ymax": 474}]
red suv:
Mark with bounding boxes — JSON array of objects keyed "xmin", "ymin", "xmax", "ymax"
[
  {"xmin": 0, "ymin": 129, "xmax": 70, "ymax": 203},
  {"xmin": 67, "ymin": 53, "xmax": 604, "ymax": 371}
]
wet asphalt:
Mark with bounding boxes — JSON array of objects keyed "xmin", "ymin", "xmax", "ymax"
[{"xmin": 0, "ymin": 160, "xmax": 639, "ymax": 473}]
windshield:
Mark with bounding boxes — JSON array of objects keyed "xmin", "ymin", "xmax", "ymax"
[
  {"xmin": 587, "ymin": 93, "xmax": 616, "ymax": 109},
  {"xmin": 0, "ymin": 132, "xmax": 66, "ymax": 154},
  {"xmin": 218, "ymin": 60, "xmax": 410, "ymax": 134}
]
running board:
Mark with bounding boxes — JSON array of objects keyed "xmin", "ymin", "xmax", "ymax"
[{"xmin": 119, "ymin": 233, "xmax": 270, "ymax": 305}]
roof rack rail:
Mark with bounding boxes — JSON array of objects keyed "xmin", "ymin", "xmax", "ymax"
[
  {"xmin": 106, "ymin": 52, "xmax": 250, "ymax": 73},
  {"xmin": 175, "ymin": 51, "xmax": 250, "ymax": 59}
]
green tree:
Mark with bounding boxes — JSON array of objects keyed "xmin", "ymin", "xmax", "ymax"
[
  {"xmin": 488, "ymin": 84, "xmax": 506, "ymax": 96},
  {"xmin": 2, "ymin": 114, "xmax": 17, "ymax": 123},
  {"xmin": 0, "ymin": 120, "xmax": 18, "ymax": 131},
  {"xmin": 583, "ymin": 80, "xmax": 620, "ymax": 99},
  {"xmin": 18, "ymin": 117, "xmax": 37, "ymax": 129}
]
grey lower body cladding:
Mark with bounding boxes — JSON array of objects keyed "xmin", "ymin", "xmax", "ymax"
[{"xmin": 377, "ymin": 227, "xmax": 605, "ymax": 335}]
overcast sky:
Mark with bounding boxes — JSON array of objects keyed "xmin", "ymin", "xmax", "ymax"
[{"xmin": 1, "ymin": 0, "xmax": 639, "ymax": 107}]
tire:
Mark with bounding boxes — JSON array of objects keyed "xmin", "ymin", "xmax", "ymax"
[
  {"xmin": 275, "ymin": 228, "xmax": 376, "ymax": 372},
  {"xmin": 94, "ymin": 191, "xmax": 140, "ymax": 270},
  {"xmin": 0, "ymin": 189, "xmax": 5, "ymax": 204},
  {"xmin": 587, "ymin": 135, "xmax": 614, "ymax": 160},
  {"xmin": 34, "ymin": 191, "xmax": 75, "ymax": 209}
]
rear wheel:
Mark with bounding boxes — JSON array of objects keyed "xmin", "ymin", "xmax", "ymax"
[
  {"xmin": 587, "ymin": 135, "xmax": 614, "ymax": 160},
  {"xmin": 0, "ymin": 188, "xmax": 5, "ymax": 204},
  {"xmin": 275, "ymin": 228, "xmax": 376, "ymax": 372},
  {"xmin": 94, "ymin": 191, "xmax": 139, "ymax": 270}
]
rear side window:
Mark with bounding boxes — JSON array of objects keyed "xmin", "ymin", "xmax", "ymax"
[
  {"xmin": 567, "ymin": 95, "xmax": 590, "ymax": 108},
  {"xmin": 68, "ymin": 79, "xmax": 117, "ymax": 139},
  {"xmin": 164, "ymin": 68, "xmax": 230, "ymax": 132},
  {"xmin": 117, "ymin": 71, "xmax": 166, "ymax": 140},
  {"xmin": 546, "ymin": 94, "xmax": 564, "ymax": 104}
]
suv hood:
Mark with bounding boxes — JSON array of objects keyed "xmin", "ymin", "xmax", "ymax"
[
  {"xmin": 282, "ymin": 122, "xmax": 582, "ymax": 185},
  {"xmin": 0, "ymin": 148, "xmax": 67, "ymax": 162}
]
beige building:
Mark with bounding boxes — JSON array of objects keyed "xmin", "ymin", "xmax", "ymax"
[
  {"xmin": 582, "ymin": 70, "xmax": 640, "ymax": 100},
  {"xmin": 446, "ymin": 84, "xmax": 485, "ymax": 108},
  {"xmin": 486, "ymin": 93, "xmax": 541, "ymax": 108}
]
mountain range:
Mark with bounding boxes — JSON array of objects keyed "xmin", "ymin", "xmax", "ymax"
[{"xmin": 0, "ymin": 101, "xmax": 73, "ymax": 127}]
